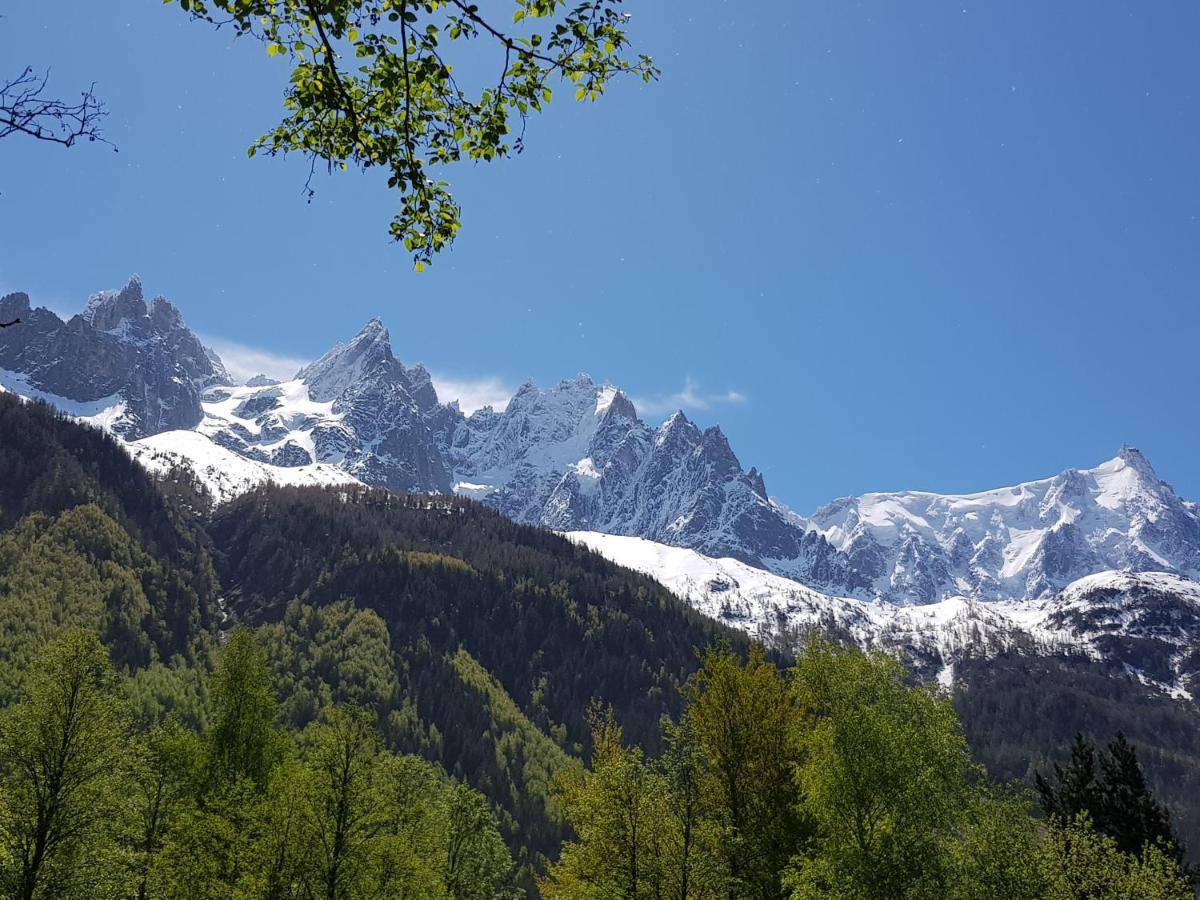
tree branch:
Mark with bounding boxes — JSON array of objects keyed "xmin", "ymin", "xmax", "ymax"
[
  {"xmin": 305, "ymin": 2, "xmax": 360, "ymax": 143},
  {"xmin": 0, "ymin": 67, "xmax": 111, "ymax": 149}
]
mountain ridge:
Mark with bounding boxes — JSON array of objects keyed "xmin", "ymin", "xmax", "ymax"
[{"xmin": 4, "ymin": 276, "xmax": 1199, "ymax": 614}]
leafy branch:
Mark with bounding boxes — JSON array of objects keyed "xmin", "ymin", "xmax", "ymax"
[{"xmin": 169, "ymin": 0, "xmax": 658, "ymax": 269}]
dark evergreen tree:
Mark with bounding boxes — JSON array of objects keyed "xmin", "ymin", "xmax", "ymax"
[
  {"xmin": 1099, "ymin": 733, "xmax": 1185, "ymax": 863},
  {"xmin": 1037, "ymin": 732, "xmax": 1186, "ymax": 867},
  {"xmin": 1036, "ymin": 733, "xmax": 1104, "ymax": 824}
]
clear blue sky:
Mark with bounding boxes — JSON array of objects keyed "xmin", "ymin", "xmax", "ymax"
[{"xmin": 2, "ymin": 1, "xmax": 1198, "ymax": 512}]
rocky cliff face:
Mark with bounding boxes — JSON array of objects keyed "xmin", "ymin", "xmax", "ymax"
[
  {"xmin": 0, "ymin": 276, "xmax": 227, "ymax": 438},
  {"xmin": 435, "ymin": 375, "xmax": 863, "ymax": 593}
]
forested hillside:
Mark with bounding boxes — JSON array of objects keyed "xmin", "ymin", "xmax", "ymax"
[
  {"xmin": 205, "ymin": 483, "xmax": 747, "ymax": 875},
  {"xmin": 953, "ymin": 652, "xmax": 1200, "ymax": 856}
]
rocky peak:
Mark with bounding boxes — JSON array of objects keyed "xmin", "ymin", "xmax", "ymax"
[
  {"xmin": 599, "ymin": 389, "xmax": 638, "ymax": 422},
  {"xmin": 149, "ymin": 295, "xmax": 186, "ymax": 330},
  {"xmin": 81, "ymin": 275, "xmax": 146, "ymax": 331},
  {"xmin": 654, "ymin": 411, "xmax": 700, "ymax": 453},
  {"xmin": 299, "ymin": 318, "xmax": 401, "ymax": 401},
  {"xmin": 698, "ymin": 425, "xmax": 741, "ymax": 476},
  {"xmin": 0, "ymin": 292, "xmax": 31, "ymax": 319},
  {"xmin": 405, "ymin": 363, "xmax": 440, "ymax": 412},
  {"xmin": 746, "ymin": 466, "xmax": 768, "ymax": 499},
  {"xmin": 1116, "ymin": 445, "xmax": 1159, "ymax": 482},
  {"xmin": 0, "ymin": 276, "xmax": 228, "ymax": 439}
]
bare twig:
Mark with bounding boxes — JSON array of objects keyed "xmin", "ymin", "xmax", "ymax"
[{"xmin": 0, "ymin": 67, "xmax": 112, "ymax": 149}]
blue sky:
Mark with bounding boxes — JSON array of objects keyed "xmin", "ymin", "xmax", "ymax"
[{"xmin": 2, "ymin": 1, "xmax": 1198, "ymax": 512}]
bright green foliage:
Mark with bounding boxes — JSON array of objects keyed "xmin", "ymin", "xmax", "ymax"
[
  {"xmin": 168, "ymin": 0, "xmax": 658, "ymax": 266},
  {"xmin": 0, "ymin": 394, "xmax": 220, "ymax": 656},
  {"xmin": 2, "ymin": 397, "xmax": 1196, "ymax": 896},
  {"xmin": 260, "ymin": 599, "xmax": 401, "ymax": 728},
  {"xmin": 0, "ymin": 630, "xmax": 132, "ymax": 900},
  {"xmin": 944, "ymin": 790, "xmax": 1052, "ymax": 899},
  {"xmin": 788, "ymin": 640, "xmax": 975, "ymax": 899},
  {"xmin": 126, "ymin": 720, "xmax": 206, "ymax": 900},
  {"xmin": 207, "ymin": 627, "xmax": 286, "ymax": 788},
  {"xmin": 293, "ymin": 707, "xmax": 400, "ymax": 896},
  {"xmin": 688, "ymin": 645, "xmax": 807, "ymax": 898},
  {"xmin": 1039, "ymin": 814, "xmax": 1193, "ymax": 899},
  {"xmin": 0, "ymin": 505, "xmax": 205, "ymax": 701},
  {"xmin": 542, "ymin": 706, "xmax": 668, "ymax": 899},
  {"xmin": 443, "ymin": 779, "xmax": 519, "ymax": 899},
  {"xmin": 130, "ymin": 645, "xmax": 518, "ymax": 898},
  {"xmin": 546, "ymin": 649, "xmax": 805, "ymax": 899},
  {"xmin": 149, "ymin": 775, "xmax": 268, "ymax": 899}
]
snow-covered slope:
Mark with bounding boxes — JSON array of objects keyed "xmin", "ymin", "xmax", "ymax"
[
  {"xmin": 567, "ymin": 531, "xmax": 1200, "ymax": 696},
  {"xmin": 131, "ymin": 430, "xmax": 361, "ymax": 504}
]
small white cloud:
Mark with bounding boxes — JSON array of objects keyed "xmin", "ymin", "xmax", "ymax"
[
  {"xmin": 431, "ymin": 373, "xmax": 514, "ymax": 415},
  {"xmin": 632, "ymin": 377, "xmax": 747, "ymax": 418},
  {"xmin": 200, "ymin": 335, "xmax": 310, "ymax": 384}
]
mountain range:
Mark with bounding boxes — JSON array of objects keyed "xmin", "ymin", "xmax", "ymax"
[{"xmin": 4, "ymin": 276, "xmax": 1200, "ymax": 699}]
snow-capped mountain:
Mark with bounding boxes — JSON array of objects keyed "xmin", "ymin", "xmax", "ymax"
[
  {"xmin": 199, "ymin": 319, "xmax": 451, "ymax": 493},
  {"xmin": 566, "ymin": 532, "xmax": 1200, "ymax": 697},
  {"xmin": 5, "ymin": 276, "xmax": 1200, "ymax": 641},
  {"xmin": 437, "ymin": 374, "xmax": 858, "ymax": 592},
  {"xmin": 0, "ymin": 277, "xmax": 228, "ymax": 438},
  {"xmin": 804, "ymin": 449, "xmax": 1200, "ymax": 604}
]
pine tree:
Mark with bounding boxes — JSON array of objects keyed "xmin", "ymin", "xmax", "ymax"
[
  {"xmin": 1036, "ymin": 733, "xmax": 1104, "ymax": 824},
  {"xmin": 1099, "ymin": 733, "xmax": 1185, "ymax": 863},
  {"xmin": 1037, "ymin": 732, "xmax": 1186, "ymax": 865}
]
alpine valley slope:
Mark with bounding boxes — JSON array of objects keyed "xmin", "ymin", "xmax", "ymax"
[
  {"xmin": 4, "ymin": 277, "xmax": 1200, "ymax": 698},
  {"xmin": 564, "ymin": 531, "xmax": 1200, "ymax": 697}
]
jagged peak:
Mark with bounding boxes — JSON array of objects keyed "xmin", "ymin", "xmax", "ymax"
[
  {"xmin": 351, "ymin": 316, "xmax": 391, "ymax": 347},
  {"xmin": 598, "ymin": 388, "xmax": 638, "ymax": 422},
  {"xmin": 0, "ymin": 291, "xmax": 31, "ymax": 317},
  {"xmin": 746, "ymin": 466, "xmax": 768, "ymax": 499},
  {"xmin": 81, "ymin": 274, "xmax": 147, "ymax": 330},
  {"xmin": 655, "ymin": 410, "xmax": 699, "ymax": 449},
  {"xmin": 149, "ymin": 295, "xmax": 186, "ymax": 329},
  {"xmin": 1116, "ymin": 445, "xmax": 1159, "ymax": 480},
  {"xmin": 299, "ymin": 318, "xmax": 401, "ymax": 401}
]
